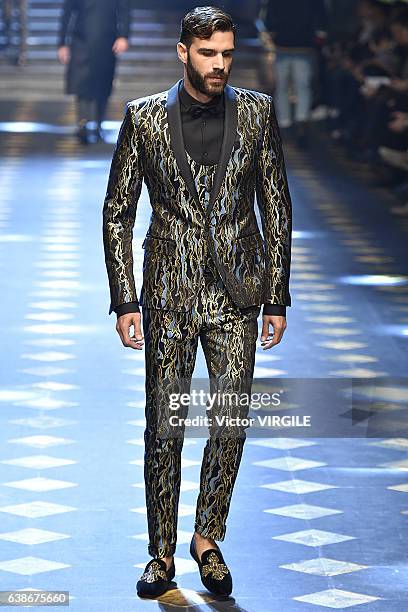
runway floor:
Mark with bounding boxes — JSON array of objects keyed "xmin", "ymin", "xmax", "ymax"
[{"xmin": 0, "ymin": 100, "xmax": 407, "ymax": 611}]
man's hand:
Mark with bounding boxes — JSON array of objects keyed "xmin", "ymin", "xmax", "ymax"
[
  {"xmin": 116, "ymin": 312, "xmax": 144, "ymax": 350},
  {"xmin": 57, "ymin": 45, "xmax": 70, "ymax": 64},
  {"xmin": 112, "ymin": 37, "xmax": 129, "ymax": 55},
  {"xmin": 260, "ymin": 315, "xmax": 287, "ymax": 350}
]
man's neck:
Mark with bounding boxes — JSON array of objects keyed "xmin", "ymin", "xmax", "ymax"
[{"xmin": 182, "ymin": 77, "xmax": 214, "ymax": 104}]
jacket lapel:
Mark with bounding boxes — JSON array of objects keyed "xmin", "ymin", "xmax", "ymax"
[
  {"xmin": 166, "ymin": 79, "xmax": 238, "ymax": 218},
  {"xmin": 166, "ymin": 79, "xmax": 203, "ymax": 213},
  {"xmin": 207, "ymin": 84, "xmax": 238, "ymax": 218}
]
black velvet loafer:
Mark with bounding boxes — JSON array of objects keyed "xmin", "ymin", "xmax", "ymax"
[
  {"xmin": 136, "ymin": 557, "xmax": 175, "ymax": 598},
  {"xmin": 190, "ymin": 535, "xmax": 233, "ymax": 597}
]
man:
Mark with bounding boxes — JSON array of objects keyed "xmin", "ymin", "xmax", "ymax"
[
  {"xmin": 103, "ymin": 6, "xmax": 292, "ymax": 599},
  {"xmin": 262, "ymin": 0, "xmax": 327, "ymax": 147},
  {"xmin": 57, "ymin": 0, "xmax": 130, "ymax": 144}
]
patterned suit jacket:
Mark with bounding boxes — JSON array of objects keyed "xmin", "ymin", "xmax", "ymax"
[{"xmin": 102, "ymin": 79, "xmax": 292, "ymax": 314}]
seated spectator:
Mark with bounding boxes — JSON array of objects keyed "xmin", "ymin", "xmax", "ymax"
[{"xmin": 325, "ymin": 1, "xmax": 407, "ymax": 192}]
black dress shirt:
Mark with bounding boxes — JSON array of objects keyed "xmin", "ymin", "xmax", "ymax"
[{"xmin": 114, "ymin": 82, "xmax": 286, "ymax": 318}]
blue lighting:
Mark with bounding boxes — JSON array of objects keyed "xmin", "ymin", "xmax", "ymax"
[
  {"xmin": 0, "ymin": 121, "xmax": 73, "ymax": 134},
  {"xmin": 338, "ymin": 274, "xmax": 408, "ymax": 286},
  {"xmin": 293, "ymin": 230, "xmax": 326, "ymax": 239},
  {"xmin": 377, "ymin": 325, "xmax": 408, "ymax": 338}
]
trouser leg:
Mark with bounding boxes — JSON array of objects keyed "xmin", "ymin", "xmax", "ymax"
[
  {"xmin": 141, "ymin": 255, "xmax": 260, "ymax": 554},
  {"xmin": 142, "ymin": 306, "xmax": 200, "ymax": 558},
  {"xmin": 194, "ymin": 257, "xmax": 260, "ymax": 540},
  {"xmin": 76, "ymin": 96, "xmax": 91, "ymax": 125},
  {"xmin": 18, "ymin": 0, "xmax": 27, "ymax": 58},
  {"xmin": 292, "ymin": 52, "xmax": 314, "ymax": 123},
  {"xmin": 275, "ymin": 52, "xmax": 292, "ymax": 127},
  {"xmin": 96, "ymin": 96, "xmax": 108, "ymax": 128}
]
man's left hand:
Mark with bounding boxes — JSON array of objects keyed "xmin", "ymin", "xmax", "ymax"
[
  {"xmin": 112, "ymin": 37, "xmax": 129, "ymax": 55},
  {"xmin": 260, "ymin": 315, "xmax": 287, "ymax": 350}
]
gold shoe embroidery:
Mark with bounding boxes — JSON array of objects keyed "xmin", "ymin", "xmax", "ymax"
[
  {"xmin": 140, "ymin": 560, "xmax": 168, "ymax": 583},
  {"xmin": 201, "ymin": 551, "xmax": 229, "ymax": 581}
]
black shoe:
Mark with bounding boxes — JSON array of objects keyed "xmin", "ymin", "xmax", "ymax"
[
  {"xmin": 76, "ymin": 123, "xmax": 89, "ymax": 145},
  {"xmin": 87, "ymin": 127, "xmax": 100, "ymax": 144},
  {"xmin": 97, "ymin": 125, "xmax": 105, "ymax": 142},
  {"xmin": 190, "ymin": 534, "xmax": 232, "ymax": 597},
  {"xmin": 136, "ymin": 557, "xmax": 175, "ymax": 598}
]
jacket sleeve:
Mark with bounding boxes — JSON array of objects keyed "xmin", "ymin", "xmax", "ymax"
[
  {"xmin": 256, "ymin": 95, "xmax": 292, "ymax": 308},
  {"xmin": 102, "ymin": 102, "xmax": 144, "ymax": 315},
  {"xmin": 58, "ymin": 0, "xmax": 75, "ymax": 47},
  {"xmin": 116, "ymin": 0, "xmax": 130, "ymax": 39}
]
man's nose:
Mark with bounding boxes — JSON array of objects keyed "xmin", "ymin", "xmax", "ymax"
[{"xmin": 213, "ymin": 54, "xmax": 225, "ymax": 70}]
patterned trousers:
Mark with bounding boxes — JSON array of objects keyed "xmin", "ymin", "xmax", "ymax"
[{"xmin": 141, "ymin": 255, "xmax": 260, "ymax": 558}]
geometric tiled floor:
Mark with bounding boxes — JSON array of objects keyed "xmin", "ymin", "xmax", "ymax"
[{"xmin": 0, "ymin": 102, "xmax": 407, "ymax": 610}]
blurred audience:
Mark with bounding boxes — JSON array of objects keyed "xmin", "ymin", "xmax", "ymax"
[
  {"xmin": 0, "ymin": 0, "xmax": 27, "ymax": 65},
  {"xmin": 262, "ymin": 0, "xmax": 328, "ymax": 147},
  {"xmin": 324, "ymin": 0, "xmax": 408, "ymax": 213}
]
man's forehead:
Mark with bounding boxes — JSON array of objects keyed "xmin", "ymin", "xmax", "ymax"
[{"xmin": 191, "ymin": 31, "xmax": 235, "ymax": 51}]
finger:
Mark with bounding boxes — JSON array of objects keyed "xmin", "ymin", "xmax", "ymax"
[
  {"xmin": 118, "ymin": 317, "xmax": 145, "ymax": 350},
  {"xmin": 261, "ymin": 322, "xmax": 287, "ymax": 350},
  {"xmin": 260, "ymin": 319, "xmax": 269, "ymax": 342},
  {"xmin": 268, "ymin": 322, "xmax": 287, "ymax": 348},
  {"xmin": 130, "ymin": 335, "xmax": 144, "ymax": 349},
  {"xmin": 261, "ymin": 337, "xmax": 274, "ymax": 350},
  {"xmin": 116, "ymin": 322, "xmax": 128, "ymax": 347},
  {"xmin": 116, "ymin": 320, "xmax": 135, "ymax": 348},
  {"xmin": 129, "ymin": 324, "xmax": 144, "ymax": 348}
]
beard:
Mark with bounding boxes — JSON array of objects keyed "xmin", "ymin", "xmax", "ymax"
[{"xmin": 186, "ymin": 51, "xmax": 230, "ymax": 97}]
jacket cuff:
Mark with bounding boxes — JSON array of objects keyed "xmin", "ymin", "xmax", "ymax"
[
  {"xmin": 263, "ymin": 303, "xmax": 286, "ymax": 316},
  {"xmin": 115, "ymin": 301, "xmax": 140, "ymax": 319}
]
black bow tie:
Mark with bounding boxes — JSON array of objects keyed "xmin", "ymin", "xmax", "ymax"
[{"xmin": 189, "ymin": 102, "xmax": 221, "ymax": 119}]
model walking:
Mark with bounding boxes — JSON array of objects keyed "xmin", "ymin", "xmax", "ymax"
[
  {"xmin": 58, "ymin": 0, "xmax": 130, "ymax": 144},
  {"xmin": 103, "ymin": 6, "xmax": 292, "ymax": 599}
]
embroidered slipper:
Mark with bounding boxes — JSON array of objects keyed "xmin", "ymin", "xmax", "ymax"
[
  {"xmin": 190, "ymin": 534, "xmax": 232, "ymax": 597},
  {"xmin": 136, "ymin": 557, "xmax": 175, "ymax": 598}
]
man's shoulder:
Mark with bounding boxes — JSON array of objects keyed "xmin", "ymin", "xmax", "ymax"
[
  {"xmin": 232, "ymin": 85, "xmax": 273, "ymax": 107},
  {"xmin": 126, "ymin": 89, "xmax": 168, "ymax": 113}
]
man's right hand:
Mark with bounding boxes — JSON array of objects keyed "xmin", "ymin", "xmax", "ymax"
[
  {"xmin": 57, "ymin": 46, "xmax": 70, "ymax": 65},
  {"xmin": 116, "ymin": 312, "xmax": 144, "ymax": 350}
]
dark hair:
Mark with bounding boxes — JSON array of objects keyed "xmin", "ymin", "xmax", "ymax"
[{"xmin": 180, "ymin": 6, "xmax": 236, "ymax": 48}]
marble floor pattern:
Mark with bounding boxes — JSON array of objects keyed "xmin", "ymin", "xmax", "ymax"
[{"xmin": 0, "ymin": 102, "xmax": 407, "ymax": 611}]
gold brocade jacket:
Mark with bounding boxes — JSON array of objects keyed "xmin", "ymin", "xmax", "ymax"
[{"xmin": 102, "ymin": 79, "xmax": 292, "ymax": 314}]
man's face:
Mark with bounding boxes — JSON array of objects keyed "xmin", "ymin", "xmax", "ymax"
[{"xmin": 178, "ymin": 30, "xmax": 235, "ymax": 97}]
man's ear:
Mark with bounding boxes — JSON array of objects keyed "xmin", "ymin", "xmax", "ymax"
[{"xmin": 177, "ymin": 42, "xmax": 188, "ymax": 65}]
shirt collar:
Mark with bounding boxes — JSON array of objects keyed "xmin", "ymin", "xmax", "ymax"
[{"xmin": 179, "ymin": 79, "xmax": 224, "ymax": 113}]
